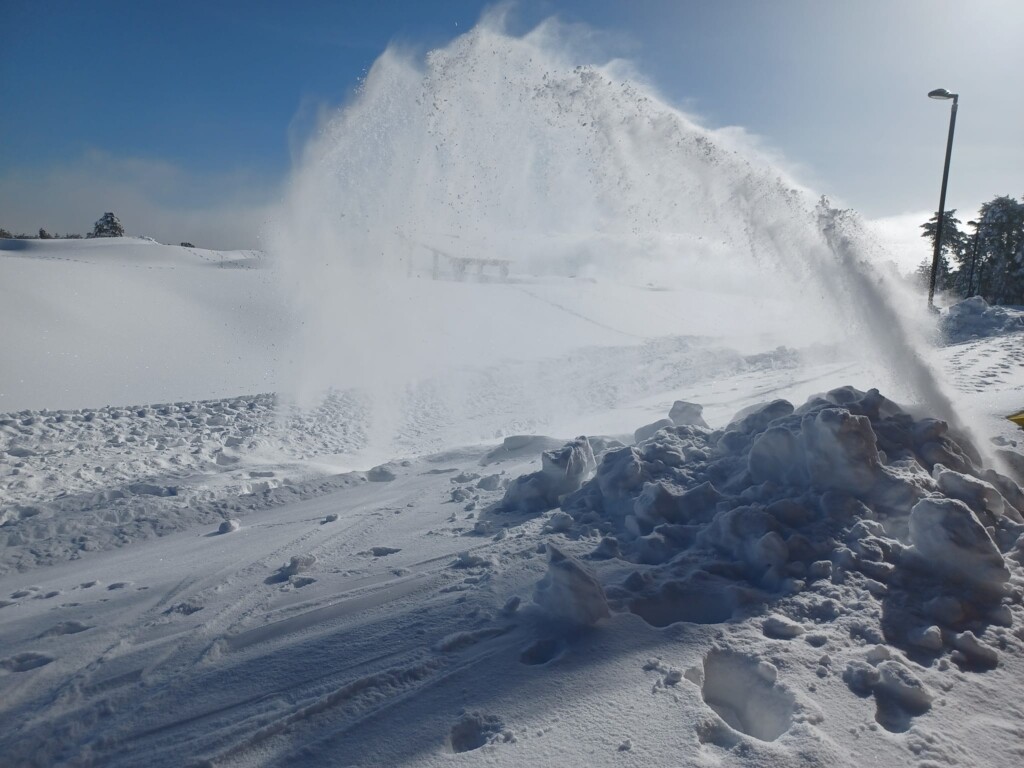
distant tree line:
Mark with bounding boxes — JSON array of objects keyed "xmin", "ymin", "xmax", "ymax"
[
  {"xmin": 1, "ymin": 212, "xmax": 125, "ymax": 240},
  {"xmin": 917, "ymin": 194, "xmax": 1024, "ymax": 305}
]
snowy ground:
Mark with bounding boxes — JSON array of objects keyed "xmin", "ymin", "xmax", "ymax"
[{"xmin": 2, "ymin": 239, "xmax": 1024, "ymax": 767}]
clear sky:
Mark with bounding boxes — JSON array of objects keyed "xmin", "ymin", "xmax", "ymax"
[{"xmin": 1, "ymin": 0, "xmax": 1021, "ymax": 255}]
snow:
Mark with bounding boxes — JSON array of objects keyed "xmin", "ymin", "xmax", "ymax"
[
  {"xmin": 3, "ymin": 317, "xmax": 1022, "ymax": 766},
  {"xmin": 940, "ymin": 296, "xmax": 1024, "ymax": 344},
  {"xmin": 3, "ymin": 18, "xmax": 1024, "ymax": 768},
  {"xmin": 0, "ymin": 237, "xmax": 283, "ymax": 411}
]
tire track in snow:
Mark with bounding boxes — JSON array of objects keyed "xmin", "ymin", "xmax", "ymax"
[
  {"xmin": 209, "ymin": 629, "xmax": 524, "ymax": 768},
  {"xmin": 9, "ymin": 495, "xmax": 390, "ymax": 758}
]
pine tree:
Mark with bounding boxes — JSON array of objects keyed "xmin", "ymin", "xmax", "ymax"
[
  {"xmin": 0, "ymin": 227, "xmax": 12, "ymax": 239},
  {"xmin": 38, "ymin": 228, "xmax": 52, "ymax": 239},
  {"xmin": 975, "ymin": 196, "xmax": 1024, "ymax": 305},
  {"xmin": 90, "ymin": 212, "xmax": 125, "ymax": 238},
  {"xmin": 920, "ymin": 209, "xmax": 966, "ymax": 295}
]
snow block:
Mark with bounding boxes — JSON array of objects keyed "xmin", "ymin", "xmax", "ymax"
[
  {"xmin": 596, "ymin": 447, "xmax": 649, "ymax": 511},
  {"xmin": 874, "ymin": 660, "xmax": 932, "ymax": 715},
  {"xmin": 634, "ymin": 419, "xmax": 674, "ymax": 444},
  {"xmin": 748, "ymin": 426, "xmax": 804, "ymax": 486},
  {"xmin": 541, "ymin": 436, "xmax": 596, "ymax": 493},
  {"xmin": 801, "ymin": 408, "xmax": 881, "ymax": 495},
  {"xmin": 907, "ymin": 497, "xmax": 1010, "ymax": 589},
  {"xmin": 533, "ymin": 545, "xmax": 609, "ymax": 626},
  {"xmin": 726, "ymin": 399, "xmax": 794, "ymax": 435},
  {"xmin": 633, "ymin": 481, "xmax": 687, "ymax": 526},
  {"xmin": 933, "ymin": 465, "xmax": 1007, "ymax": 524},
  {"xmin": 669, "ymin": 400, "xmax": 709, "ymax": 428},
  {"xmin": 500, "ymin": 437, "xmax": 595, "ymax": 515}
]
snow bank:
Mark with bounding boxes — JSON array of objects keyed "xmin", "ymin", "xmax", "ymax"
[
  {"xmin": 940, "ymin": 296, "xmax": 1024, "ymax": 344},
  {"xmin": 506, "ymin": 386, "xmax": 1022, "ymax": 681},
  {"xmin": 0, "ymin": 392, "xmax": 370, "ymax": 573}
]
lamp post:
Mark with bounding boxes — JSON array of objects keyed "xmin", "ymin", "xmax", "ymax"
[{"xmin": 926, "ymin": 88, "xmax": 959, "ymax": 308}]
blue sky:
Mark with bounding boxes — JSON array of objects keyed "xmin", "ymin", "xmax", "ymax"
[{"xmin": 1, "ymin": 0, "xmax": 1021, "ymax": 253}]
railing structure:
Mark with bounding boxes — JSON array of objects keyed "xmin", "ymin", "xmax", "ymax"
[{"xmin": 397, "ymin": 231, "xmax": 511, "ymax": 281}]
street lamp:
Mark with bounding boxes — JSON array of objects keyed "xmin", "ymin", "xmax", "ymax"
[{"xmin": 926, "ymin": 87, "xmax": 959, "ymax": 307}]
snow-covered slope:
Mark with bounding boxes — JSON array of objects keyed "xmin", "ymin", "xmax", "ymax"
[
  {"xmin": 1, "ymin": 237, "xmax": 821, "ymax": 414},
  {"xmin": 0, "ymin": 237, "xmax": 284, "ymax": 411},
  {"xmin": 2, "ymin": 245, "xmax": 1023, "ymax": 768}
]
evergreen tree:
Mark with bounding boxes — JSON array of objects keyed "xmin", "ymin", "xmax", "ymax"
[
  {"xmin": 919, "ymin": 209, "xmax": 965, "ymax": 295},
  {"xmin": 914, "ymin": 258, "xmax": 936, "ymax": 291},
  {"xmin": 90, "ymin": 212, "xmax": 125, "ymax": 238},
  {"xmin": 975, "ymin": 196, "xmax": 1024, "ymax": 305},
  {"xmin": 38, "ymin": 228, "xmax": 52, "ymax": 239},
  {"xmin": 0, "ymin": 227, "xmax": 12, "ymax": 239}
]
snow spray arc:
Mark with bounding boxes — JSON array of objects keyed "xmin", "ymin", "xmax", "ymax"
[{"xmin": 271, "ymin": 11, "xmax": 952, "ymax": 438}]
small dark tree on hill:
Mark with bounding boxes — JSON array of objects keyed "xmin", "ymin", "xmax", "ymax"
[
  {"xmin": 0, "ymin": 227, "xmax": 12, "ymax": 239},
  {"xmin": 38, "ymin": 228, "xmax": 52, "ymax": 239},
  {"xmin": 90, "ymin": 212, "xmax": 124, "ymax": 238}
]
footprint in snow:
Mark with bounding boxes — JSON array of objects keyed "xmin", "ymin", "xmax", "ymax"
[
  {"xmin": 448, "ymin": 712, "xmax": 512, "ymax": 753},
  {"xmin": 163, "ymin": 602, "xmax": 203, "ymax": 616},
  {"xmin": 696, "ymin": 649, "xmax": 796, "ymax": 743},
  {"xmin": 38, "ymin": 621, "xmax": 93, "ymax": 637},
  {"xmin": 1, "ymin": 652, "xmax": 55, "ymax": 673},
  {"xmin": 519, "ymin": 637, "xmax": 564, "ymax": 666}
]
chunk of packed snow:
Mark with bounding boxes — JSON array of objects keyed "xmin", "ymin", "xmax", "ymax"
[
  {"xmin": 533, "ymin": 545, "xmax": 609, "ymax": 626},
  {"xmin": 907, "ymin": 497, "xmax": 1010, "ymax": 590},
  {"xmin": 218, "ymin": 519, "xmax": 241, "ymax": 534},
  {"xmin": 669, "ymin": 400, "xmax": 709, "ymax": 428}
]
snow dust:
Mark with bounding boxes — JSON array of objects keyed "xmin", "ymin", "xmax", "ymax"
[{"xmin": 269, "ymin": 13, "xmax": 949, "ymax": 454}]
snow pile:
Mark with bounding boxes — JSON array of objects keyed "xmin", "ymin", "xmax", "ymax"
[
  {"xmin": 940, "ymin": 296, "xmax": 1024, "ymax": 343},
  {"xmin": 503, "ymin": 386, "xmax": 1023, "ymax": 679},
  {"xmin": 0, "ymin": 392, "xmax": 371, "ymax": 573}
]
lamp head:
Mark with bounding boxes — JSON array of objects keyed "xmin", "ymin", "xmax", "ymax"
[{"xmin": 928, "ymin": 88, "xmax": 957, "ymax": 100}]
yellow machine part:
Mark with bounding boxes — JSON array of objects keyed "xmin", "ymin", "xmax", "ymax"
[{"xmin": 1009, "ymin": 411, "xmax": 1024, "ymax": 428}]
